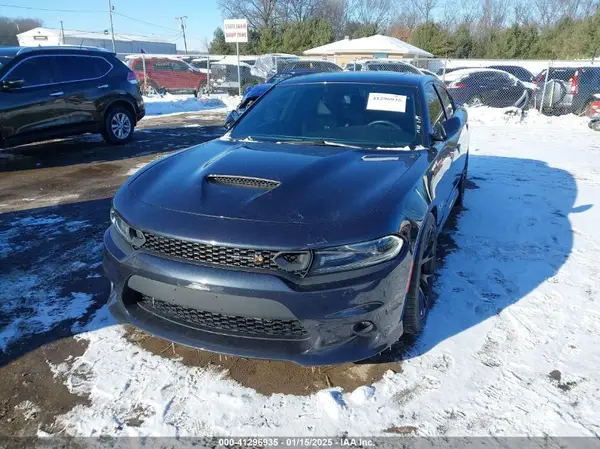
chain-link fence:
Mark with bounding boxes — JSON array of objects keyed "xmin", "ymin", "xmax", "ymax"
[
  {"xmin": 415, "ymin": 58, "xmax": 600, "ymax": 116},
  {"xmin": 116, "ymin": 51, "xmax": 600, "ymax": 118}
]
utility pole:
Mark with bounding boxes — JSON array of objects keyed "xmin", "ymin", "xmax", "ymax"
[
  {"xmin": 176, "ymin": 16, "xmax": 188, "ymax": 55},
  {"xmin": 60, "ymin": 21, "xmax": 65, "ymax": 45},
  {"xmin": 108, "ymin": 0, "xmax": 116, "ymax": 52}
]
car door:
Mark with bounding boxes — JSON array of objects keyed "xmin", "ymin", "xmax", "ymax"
[
  {"xmin": 52, "ymin": 55, "xmax": 112, "ymax": 127},
  {"xmin": 435, "ymin": 84, "xmax": 468, "ymax": 193},
  {"xmin": 149, "ymin": 59, "xmax": 171, "ymax": 89},
  {"xmin": 0, "ymin": 55, "xmax": 71, "ymax": 143},
  {"xmin": 424, "ymin": 83, "xmax": 458, "ymax": 226},
  {"xmin": 169, "ymin": 60, "xmax": 198, "ymax": 90},
  {"xmin": 492, "ymin": 72, "xmax": 524, "ymax": 107}
]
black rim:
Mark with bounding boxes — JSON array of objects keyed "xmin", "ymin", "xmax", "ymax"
[{"xmin": 418, "ymin": 226, "xmax": 436, "ymax": 319}]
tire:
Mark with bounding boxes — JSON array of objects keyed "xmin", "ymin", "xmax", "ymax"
[
  {"xmin": 102, "ymin": 106, "xmax": 135, "ymax": 145},
  {"xmin": 468, "ymin": 96, "xmax": 484, "ymax": 107},
  {"xmin": 590, "ymin": 119, "xmax": 600, "ymax": 132},
  {"xmin": 403, "ymin": 213, "xmax": 438, "ymax": 334},
  {"xmin": 455, "ymin": 155, "xmax": 469, "ymax": 208}
]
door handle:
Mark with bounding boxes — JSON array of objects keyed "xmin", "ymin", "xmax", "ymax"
[
  {"xmin": 49, "ymin": 91, "xmax": 64, "ymax": 96},
  {"xmin": 97, "ymin": 84, "xmax": 109, "ymax": 89}
]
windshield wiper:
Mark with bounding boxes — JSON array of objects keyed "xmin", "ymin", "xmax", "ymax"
[{"xmin": 276, "ymin": 139, "xmax": 361, "ymax": 149}]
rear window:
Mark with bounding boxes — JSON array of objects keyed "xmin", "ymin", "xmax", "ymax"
[{"xmin": 230, "ymin": 82, "xmax": 421, "ymax": 148}]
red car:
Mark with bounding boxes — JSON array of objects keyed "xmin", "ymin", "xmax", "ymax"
[{"xmin": 128, "ymin": 57, "xmax": 207, "ymax": 95}]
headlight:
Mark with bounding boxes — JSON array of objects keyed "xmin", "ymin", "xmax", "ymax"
[
  {"xmin": 310, "ymin": 235, "xmax": 404, "ymax": 275},
  {"xmin": 110, "ymin": 208, "xmax": 145, "ymax": 248}
]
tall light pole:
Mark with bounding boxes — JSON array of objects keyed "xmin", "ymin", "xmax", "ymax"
[
  {"xmin": 108, "ymin": 0, "xmax": 116, "ymax": 52},
  {"xmin": 176, "ymin": 16, "xmax": 188, "ymax": 54}
]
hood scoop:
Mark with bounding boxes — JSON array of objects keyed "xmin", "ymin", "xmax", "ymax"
[{"xmin": 206, "ymin": 174, "xmax": 280, "ymax": 190}]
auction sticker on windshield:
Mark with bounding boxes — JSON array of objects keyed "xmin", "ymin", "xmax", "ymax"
[{"xmin": 366, "ymin": 93, "xmax": 407, "ymax": 113}]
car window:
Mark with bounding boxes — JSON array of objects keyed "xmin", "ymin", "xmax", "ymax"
[
  {"xmin": 171, "ymin": 61, "xmax": 189, "ymax": 72},
  {"xmin": 133, "ymin": 60, "xmax": 144, "ymax": 70},
  {"xmin": 3, "ymin": 56, "xmax": 55, "ymax": 87},
  {"xmin": 53, "ymin": 56, "xmax": 97, "ymax": 82},
  {"xmin": 230, "ymin": 83, "xmax": 421, "ymax": 148},
  {"xmin": 153, "ymin": 61, "xmax": 171, "ymax": 71},
  {"xmin": 435, "ymin": 86, "xmax": 454, "ymax": 118},
  {"xmin": 0, "ymin": 56, "xmax": 13, "ymax": 68},
  {"xmin": 91, "ymin": 57, "xmax": 112, "ymax": 77},
  {"xmin": 425, "ymin": 83, "xmax": 444, "ymax": 127}
]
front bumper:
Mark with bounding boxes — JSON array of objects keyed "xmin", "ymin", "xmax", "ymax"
[{"xmin": 103, "ymin": 227, "xmax": 411, "ymax": 366}]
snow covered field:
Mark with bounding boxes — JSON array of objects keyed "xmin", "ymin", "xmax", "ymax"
[
  {"xmin": 143, "ymin": 93, "xmax": 240, "ymax": 118},
  {"xmin": 3, "ymin": 108, "xmax": 600, "ymax": 439}
]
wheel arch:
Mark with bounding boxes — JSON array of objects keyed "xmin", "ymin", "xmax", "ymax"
[{"xmin": 103, "ymin": 98, "xmax": 138, "ymax": 125}]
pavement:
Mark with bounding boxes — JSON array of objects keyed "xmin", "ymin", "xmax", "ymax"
[{"xmin": 0, "ymin": 112, "xmax": 415, "ymax": 436}]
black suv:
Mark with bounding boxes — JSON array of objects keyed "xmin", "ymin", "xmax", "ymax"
[
  {"xmin": 535, "ymin": 66, "xmax": 600, "ymax": 116},
  {"xmin": 0, "ymin": 46, "xmax": 145, "ymax": 148}
]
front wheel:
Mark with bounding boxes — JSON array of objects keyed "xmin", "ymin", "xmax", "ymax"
[
  {"xmin": 102, "ymin": 107, "xmax": 135, "ymax": 145},
  {"xmin": 403, "ymin": 213, "xmax": 438, "ymax": 334}
]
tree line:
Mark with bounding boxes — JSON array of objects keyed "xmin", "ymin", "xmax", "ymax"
[
  {"xmin": 209, "ymin": 0, "xmax": 600, "ymax": 59},
  {"xmin": 0, "ymin": 16, "xmax": 42, "ymax": 47}
]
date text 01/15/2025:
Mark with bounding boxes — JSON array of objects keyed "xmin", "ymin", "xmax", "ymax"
[{"xmin": 217, "ymin": 438, "xmax": 375, "ymax": 447}]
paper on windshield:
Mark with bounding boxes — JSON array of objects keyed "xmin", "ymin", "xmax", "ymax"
[{"xmin": 366, "ymin": 93, "xmax": 407, "ymax": 113}]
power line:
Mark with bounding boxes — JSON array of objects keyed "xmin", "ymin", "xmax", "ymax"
[
  {"xmin": 0, "ymin": 3, "xmax": 103, "ymax": 13},
  {"xmin": 113, "ymin": 12, "xmax": 180, "ymax": 33}
]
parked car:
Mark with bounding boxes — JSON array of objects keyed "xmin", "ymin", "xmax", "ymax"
[
  {"xmin": 251, "ymin": 53, "xmax": 299, "ymax": 79},
  {"xmin": 589, "ymin": 94, "xmax": 600, "ymax": 130},
  {"xmin": 103, "ymin": 71, "xmax": 469, "ymax": 365},
  {"xmin": 0, "ymin": 46, "xmax": 144, "ymax": 148},
  {"xmin": 535, "ymin": 66, "xmax": 600, "ymax": 116},
  {"xmin": 344, "ymin": 62, "xmax": 363, "ymax": 71},
  {"xmin": 276, "ymin": 60, "xmax": 341, "ymax": 73},
  {"xmin": 421, "ymin": 68, "xmax": 440, "ymax": 78},
  {"xmin": 210, "ymin": 60, "xmax": 262, "ymax": 95},
  {"xmin": 225, "ymin": 67, "xmax": 344, "ymax": 128},
  {"xmin": 445, "ymin": 68, "xmax": 530, "ymax": 108},
  {"xmin": 361, "ymin": 59, "xmax": 423, "ymax": 74},
  {"xmin": 128, "ymin": 57, "xmax": 207, "ymax": 95},
  {"xmin": 487, "ymin": 65, "xmax": 535, "ymax": 84},
  {"xmin": 190, "ymin": 57, "xmax": 223, "ymax": 74},
  {"xmin": 436, "ymin": 66, "xmax": 471, "ymax": 76}
]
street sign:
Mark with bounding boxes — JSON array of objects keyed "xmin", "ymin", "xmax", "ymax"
[{"xmin": 224, "ymin": 19, "xmax": 248, "ymax": 43}]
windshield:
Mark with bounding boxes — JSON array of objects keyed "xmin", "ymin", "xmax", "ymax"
[
  {"xmin": 365, "ymin": 63, "xmax": 421, "ymax": 74},
  {"xmin": 230, "ymin": 82, "xmax": 421, "ymax": 148},
  {"xmin": 267, "ymin": 73, "xmax": 294, "ymax": 84},
  {"xmin": 0, "ymin": 56, "xmax": 13, "ymax": 68}
]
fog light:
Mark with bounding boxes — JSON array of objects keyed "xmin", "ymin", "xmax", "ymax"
[{"xmin": 352, "ymin": 321, "xmax": 375, "ymax": 336}]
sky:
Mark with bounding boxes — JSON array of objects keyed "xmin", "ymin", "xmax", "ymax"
[{"xmin": 0, "ymin": 0, "xmax": 224, "ymax": 52}]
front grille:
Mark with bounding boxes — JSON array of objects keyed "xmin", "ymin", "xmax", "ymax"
[
  {"xmin": 138, "ymin": 295, "xmax": 308, "ymax": 339},
  {"xmin": 206, "ymin": 175, "xmax": 280, "ymax": 190},
  {"xmin": 142, "ymin": 233, "xmax": 280, "ymax": 271}
]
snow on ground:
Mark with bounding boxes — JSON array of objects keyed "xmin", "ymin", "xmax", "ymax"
[
  {"xmin": 143, "ymin": 93, "xmax": 239, "ymax": 118},
  {"xmin": 8, "ymin": 108, "xmax": 600, "ymax": 438}
]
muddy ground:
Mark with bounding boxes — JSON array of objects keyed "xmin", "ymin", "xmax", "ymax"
[{"xmin": 0, "ymin": 112, "xmax": 463, "ymax": 436}]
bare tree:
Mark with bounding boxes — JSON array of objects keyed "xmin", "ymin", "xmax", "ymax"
[
  {"xmin": 217, "ymin": 0, "xmax": 279, "ymax": 29},
  {"xmin": 314, "ymin": 0, "xmax": 350, "ymax": 38},
  {"xmin": 278, "ymin": 0, "xmax": 318, "ymax": 22},
  {"xmin": 478, "ymin": 0, "xmax": 511, "ymax": 32},
  {"xmin": 350, "ymin": 0, "xmax": 397, "ymax": 29},
  {"xmin": 408, "ymin": 0, "xmax": 439, "ymax": 23},
  {"xmin": 0, "ymin": 16, "xmax": 42, "ymax": 46}
]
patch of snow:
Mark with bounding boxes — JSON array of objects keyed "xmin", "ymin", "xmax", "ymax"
[
  {"xmin": 15, "ymin": 400, "xmax": 41, "ymax": 421},
  {"xmin": 143, "ymin": 93, "xmax": 239, "ymax": 118},
  {"xmin": 45, "ymin": 108, "xmax": 600, "ymax": 437}
]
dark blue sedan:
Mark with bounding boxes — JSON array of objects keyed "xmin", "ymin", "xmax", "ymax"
[{"xmin": 103, "ymin": 72, "xmax": 470, "ymax": 365}]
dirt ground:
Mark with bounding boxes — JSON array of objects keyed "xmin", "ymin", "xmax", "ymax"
[{"xmin": 2, "ymin": 111, "xmax": 457, "ymax": 436}]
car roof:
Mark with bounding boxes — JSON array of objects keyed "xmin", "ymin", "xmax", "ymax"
[
  {"xmin": 3, "ymin": 46, "xmax": 115, "ymax": 57},
  {"xmin": 278, "ymin": 71, "xmax": 429, "ymax": 87}
]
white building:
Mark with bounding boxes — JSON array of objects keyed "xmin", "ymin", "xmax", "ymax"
[
  {"xmin": 304, "ymin": 34, "xmax": 433, "ymax": 66},
  {"xmin": 17, "ymin": 27, "xmax": 176, "ymax": 54}
]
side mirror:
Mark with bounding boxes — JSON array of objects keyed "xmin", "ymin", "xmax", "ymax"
[
  {"xmin": 224, "ymin": 109, "xmax": 240, "ymax": 130},
  {"xmin": 431, "ymin": 122, "xmax": 447, "ymax": 142},
  {"xmin": 2, "ymin": 79, "xmax": 24, "ymax": 90},
  {"xmin": 442, "ymin": 116, "xmax": 461, "ymax": 138}
]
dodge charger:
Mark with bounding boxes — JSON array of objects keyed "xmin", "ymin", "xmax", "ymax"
[{"xmin": 103, "ymin": 72, "xmax": 470, "ymax": 365}]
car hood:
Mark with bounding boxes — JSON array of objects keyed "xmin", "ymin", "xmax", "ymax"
[{"xmin": 129, "ymin": 139, "xmax": 420, "ymax": 224}]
